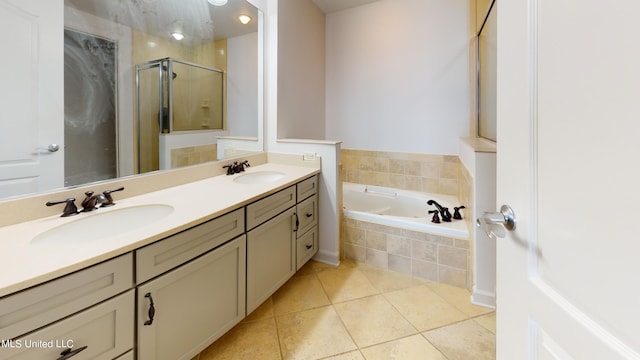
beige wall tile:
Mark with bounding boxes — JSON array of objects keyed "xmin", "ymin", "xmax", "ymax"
[
  {"xmin": 365, "ymin": 230, "xmax": 387, "ymax": 251},
  {"xmin": 438, "ymin": 266, "xmax": 467, "ymax": 288},
  {"xmin": 412, "ymin": 259, "xmax": 438, "ymax": 281},
  {"xmin": 438, "ymin": 246, "xmax": 468, "ymax": 270},
  {"xmin": 387, "ymin": 235, "xmax": 411, "ymax": 257},
  {"xmin": 412, "ymin": 240, "xmax": 437, "ymax": 262},
  {"xmin": 365, "ymin": 248, "xmax": 388, "ymax": 269},
  {"xmin": 387, "ymin": 255, "xmax": 412, "ymax": 275}
]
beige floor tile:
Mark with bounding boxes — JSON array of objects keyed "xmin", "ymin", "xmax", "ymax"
[
  {"xmin": 425, "ymin": 282, "xmax": 494, "ymax": 317},
  {"xmin": 334, "ymin": 295, "xmax": 417, "ymax": 348},
  {"xmin": 277, "ymin": 306, "xmax": 357, "ymax": 360},
  {"xmin": 423, "ymin": 319, "xmax": 496, "ymax": 360},
  {"xmin": 273, "ymin": 274, "xmax": 331, "ymax": 315},
  {"xmin": 383, "ymin": 285, "xmax": 468, "ymax": 331},
  {"xmin": 359, "ymin": 267, "xmax": 427, "ymax": 293},
  {"xmin": 320, "ymin": 350, "xmax": 365, "ymax": 360},
  {"xmin": 360, "ymin": 334, "xmax": 447, "ymax": 360},
  {"xmin": 474, "ymin": 312, "xmax": 497, "ymax": 334},
  {"xmin": 317, "ymin": 267, "xmax": 379, "ymax": 303},
  {"xmin": 244, "ymin": 297, "xmax": 274, "ymax": 322},
  {"xmin": 199, "ymin": 318, "xmax": 281, "ymax": 360},
  {"xmin": 296, "ymin": 260, "xmax": 336, "ymax": 275}
]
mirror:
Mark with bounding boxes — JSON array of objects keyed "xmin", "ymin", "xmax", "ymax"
[
  {"xmin": 0, "ymin": 0, "xmax": 263, "ymax": 200},
  {"xmin": 477, "ymin": 0, "xmax": 497, "ymax": 141}
]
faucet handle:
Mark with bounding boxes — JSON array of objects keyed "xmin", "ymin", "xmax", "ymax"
[
  {"xmin": 223, "ymin": 164, "xmax": 234, "ymax": 175},
  {"xmin": 428, "ymin": 210, "xmax": 441, "ymax": 223},
  {"xmin": 101, "ymin": 186, "xmax": 124, "ymax": 207},
  {"xmin": 453, "ymin": 206, "xmax": 466, "ymax": 220},
  {"xmin": 46, "ymin": 198, "xmax": 79, "ymax": 217}
]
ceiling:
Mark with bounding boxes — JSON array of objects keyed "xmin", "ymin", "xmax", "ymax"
[
  {"xmin": 65, "ymin": 0, "xmax": 258, "ymax": 43},
  {"xmin": 312, "ymin": 0, "xmax": 380, "ymax": 14}
]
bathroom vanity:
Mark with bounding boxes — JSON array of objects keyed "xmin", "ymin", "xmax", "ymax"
[{"xmin": 0, "ymin": 164, "xmax": 319, "ymax": 360}]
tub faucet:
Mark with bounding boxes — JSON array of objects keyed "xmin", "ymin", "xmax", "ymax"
[
  {"xmin": 428, "ymin": 210, "xmax": 441, "ymax": 223},
  {"xmin": 453, "ymin": 206, "xmax": 466, "ymax": 220},
  {"xmin": 427, "ymin": 200, "xmax": 452, "ymax": 222}
]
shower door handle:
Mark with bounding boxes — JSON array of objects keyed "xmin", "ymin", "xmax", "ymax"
[{"xmin": 476, "ymin": 205, "xmax": 517, "ymax": 239}]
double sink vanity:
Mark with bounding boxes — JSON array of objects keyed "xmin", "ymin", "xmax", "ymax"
[{"xmin": 0, "ymin": 163, "xmax": 320, "ymax": 360}]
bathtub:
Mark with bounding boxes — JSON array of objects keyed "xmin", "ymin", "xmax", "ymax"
[{"xmin": 342, "ymin": 182, "xmax": 469, "ymax": 239}]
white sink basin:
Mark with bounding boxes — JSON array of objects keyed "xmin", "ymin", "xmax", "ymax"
[
  {"xmin": 31, "ymin": 204, "xmax": 174, "ymax": 246},
  {"xmin": 233, "ymin": 171, "xmax": 286, "ymax": 184}
]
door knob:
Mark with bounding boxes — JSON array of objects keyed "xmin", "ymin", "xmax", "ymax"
[
  {"xmin": 476, "ymin": 205, "xmax": 517, "ymax": 239},
  {"xmin": 36, "ymin": 144, "xmax": 60, "ymax": 153}
]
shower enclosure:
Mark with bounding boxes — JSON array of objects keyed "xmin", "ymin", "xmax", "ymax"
[{"xmin": 136, "ymin": 58, "xmax": 224, "ymax": 173}]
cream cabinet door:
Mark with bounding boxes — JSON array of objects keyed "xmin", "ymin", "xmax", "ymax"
[
  {"xmin": 137, "ymin": 236, "xmax": 246, "ymax": 360},
  {"xmin": 246, "ymin": 207, "xmax": 297, "ymax": 313}
]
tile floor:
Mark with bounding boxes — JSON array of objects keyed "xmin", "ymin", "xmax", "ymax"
[{"xmin": 193, "ymin": 259, "xmax": 496, "ymax": 360}]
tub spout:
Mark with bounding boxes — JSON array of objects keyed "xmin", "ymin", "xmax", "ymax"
[{"xmin": 427, "ymin": 200, "xmax": 452, "ymax": 222}]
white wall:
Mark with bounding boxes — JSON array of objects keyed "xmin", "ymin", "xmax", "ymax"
[
  {"xmin": 325, "ymin": 0, "xmax": 470, "ymax": 155},
  {"xmin": 277, "ymin": 0, "xmax": 326, "ymax": 140},
  {"xmin": 227, "ymin": 32, "xmax": 259, "ymax": 138}
]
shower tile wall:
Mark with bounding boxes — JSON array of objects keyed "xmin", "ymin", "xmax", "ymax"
[
  {"xmin": 340, "ymin": 149, "xmax": 475, "ymax": 290},
  {"xmin": 341, "ymin": 149, "xmax": 459, "ymax": 195},
  {"xmin": 171, "ymin": 144, "xmax": 218, "ymax": 168}
]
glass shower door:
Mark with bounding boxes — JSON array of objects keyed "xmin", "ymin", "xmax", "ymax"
[
  {"xmin": 136, "ymin": 64, "xmax": 162, "ymax": 173},
  {"xmin": 63, "ymin": 29, "xmax": 117, "ymax": 186}
]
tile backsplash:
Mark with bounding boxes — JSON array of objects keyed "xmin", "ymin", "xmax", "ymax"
[{"xmin": 341, "ymin": 149, "xmax": 459, "ymax": 195}]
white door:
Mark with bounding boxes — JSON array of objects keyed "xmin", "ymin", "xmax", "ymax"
[
  {"xmin": 495, "ymin": 0, "xmax": 640, "ymax": 358},
  {"xmin": 0, "ymin": 0, "xmax": 63, "ymax": 198}
]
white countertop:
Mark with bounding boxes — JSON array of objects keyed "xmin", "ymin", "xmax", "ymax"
[{"xmin": 0, "ymin": 163, "xmax": 319, "ymax": 298}]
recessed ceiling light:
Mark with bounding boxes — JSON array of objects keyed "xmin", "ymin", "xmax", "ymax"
[
  {"xmin": 238, "ymin": 15, "xmax": 251, "ymax": 25},
  {"xmin": 208, "ymin": 0, "xmax": 228, "ymax": 5},
  {"xmin": 172, "ymin": 32, "xmax": 185, "ymax": 40}
]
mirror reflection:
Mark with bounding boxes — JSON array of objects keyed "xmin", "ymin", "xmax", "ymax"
[
  {"xmin": 477, "ymin": 0, "xmax": 497, "ymax": 141},
  {"xmin": 0, "ymin": 0, "xmax": 262, "ymax": 200}
]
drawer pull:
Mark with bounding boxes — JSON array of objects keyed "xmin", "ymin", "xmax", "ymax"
[
  {"xmin": 56, "ymin": 345, "xmax": 88, "ymax": 360},
  {"xmin": 144, "ymin": 293, "xmax": 156, "ymax": 326},
  {"xmin": 293, "ymin": 213, "xmax": 299, "ymax": 232},
  {"xmin": 306, "ymin": 213, "xmax": 313, "ymax": 218},
  {"xmin": 305, "ymin": 244, "xmax": 313, "ymax": 250}
]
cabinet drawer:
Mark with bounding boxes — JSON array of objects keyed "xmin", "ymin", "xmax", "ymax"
[
  {"xmin": 1, "ymin": 290, "xmax": 134, "ymax": 360},
  {"xmin": 0, "ymin": 254, "xmax": 133, "ymax": 340},
  {"xmin": 296, "ymin": 226, "xmax": 318, "ymax": 270},
  {"xmin": 296, "ymin": 195, "xmax": 318, "ymax": 236},
  {"xmin": 246, "ymin": 186, "xmax": 296, "ymax": 230},
  {"xmin": 136, "ymin": 208, "xmax": 244, "ymax": 283},
  {"xmin": 297, "ymin": 175, "xmax": 318, "ymax": 201}
]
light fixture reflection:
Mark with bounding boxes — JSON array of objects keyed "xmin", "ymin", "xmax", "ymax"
[
  {"xmin": 208, "ymin": 0, "xmax": 228, "ymax": 5},
  {"xmin": 238, "ymin": 15, "xmax": 251, "ymax": 25},
  {"xmin": 172, "ymin": 32, "xmax": 184, "ymax": 40}
]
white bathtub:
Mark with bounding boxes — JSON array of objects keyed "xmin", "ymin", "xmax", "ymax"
[{"xmin": 342, "ymin": 182, "xmax": 469, "ymax": 239}]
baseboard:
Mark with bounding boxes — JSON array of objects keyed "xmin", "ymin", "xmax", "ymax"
[
  {"xmin": 471, "ymin": 287, "xmax": 497, "ymax": 309},
  {"xmin": 312, "ymin": 249, "xmax": 340, "ymax": 266}
]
